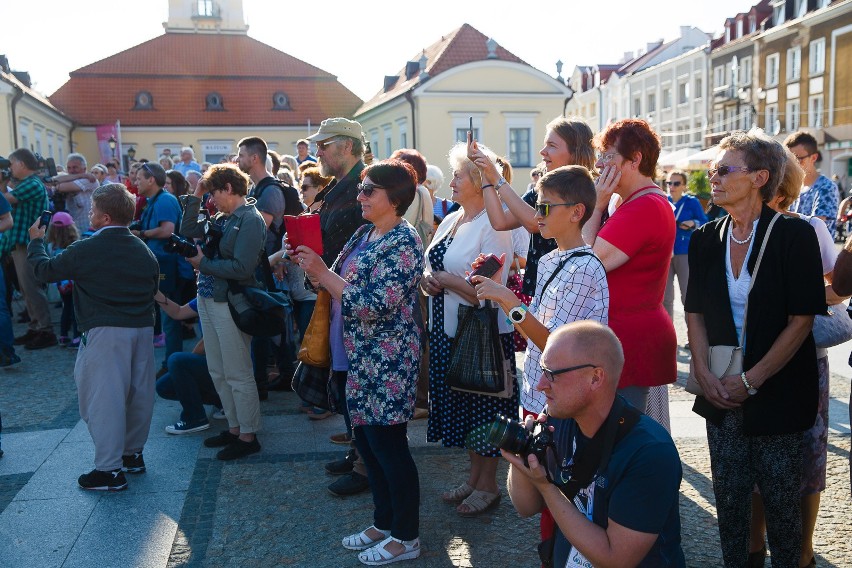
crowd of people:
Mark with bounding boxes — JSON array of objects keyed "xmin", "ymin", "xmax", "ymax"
[{"xmin": 0, "ymin": 112, "xmax": 849, "ymax": 568}]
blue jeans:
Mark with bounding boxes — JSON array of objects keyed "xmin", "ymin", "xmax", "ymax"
[
  {"xmin": 0, "ymin": 263, "xmax": 15, "ymax": 357},
  {"xmin": 155, "ymin": 351, "xmax": 220, "ymax": 424},
  {"xmin": 353, "ymin": 422, "xmax": 420, "ymax": 541}
]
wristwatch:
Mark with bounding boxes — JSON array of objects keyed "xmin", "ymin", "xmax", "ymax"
[
  {"xmin": 506, "ymin": 304, "xmax": 528, "ymax": 326},
  {"xmin": 494, "ymin": 176, "xmax": 508, "ymax": 191},
  {"xmin": 740, "ymin": 372, "xmax": 758, "ymax": 396}
]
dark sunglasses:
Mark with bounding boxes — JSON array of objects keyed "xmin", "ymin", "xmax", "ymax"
[
  {"xmin": 708, "ymin": 165, "xmax": 752, "ymax": 178},
  {"xmin": 535, "ymin": 202, "xmax": 578, "ymax": 217},
  {"xmin": 357, "ymin": 182, "xmax": 384, "ymax": 197},
  {"xmin": 665, "ymin": 181, "xmax": 683, "ymax": 187},
  {"xmin": 540, "ymin": 363, "xmax": 599, "ymax": 383}
]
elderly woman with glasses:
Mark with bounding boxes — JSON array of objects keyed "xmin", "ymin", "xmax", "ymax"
[
  {"xmin": 580, "ymin": 119, "xmax": 677, "ymax": 416},
  {"xmin": 685, "ymin": 130, "xmax": 824, "ymax": 567},
  {"xmin": 294, "ymin": 160, "xmax": 424, "ymax": 565},
  {"xmin": 422, "ymin": 140, "xmax": 516, "ymax": 518}
]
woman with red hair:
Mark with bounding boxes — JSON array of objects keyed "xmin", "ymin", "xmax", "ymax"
[{"xmin": 581, "ymin": 119, "xmax": 677, "ymax": 413}]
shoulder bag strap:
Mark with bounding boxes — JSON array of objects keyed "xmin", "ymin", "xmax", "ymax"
[
  {"xmin": 539, "ymin": 251, "xmax": 593, "ymax": 293},
  {"xmin": 740, "ymin": 212, "xmax": 782, "ymax": 348}
]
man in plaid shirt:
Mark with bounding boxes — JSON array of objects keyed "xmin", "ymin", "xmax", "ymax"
[{"xmin": 0, "ymin": 148, "xmax": 57, "ymax": 349}]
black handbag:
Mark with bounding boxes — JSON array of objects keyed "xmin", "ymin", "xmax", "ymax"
[
  {"xmin": 291, "ymin": 362, "xmax": 335, "ymax": 411},
  {"xmin": 226, "ymin": 255, "xmax": 290, "ymax": 338},
  {"xmin": 446, "ymin": 301, "xmax": 511, "ymax": 397}
]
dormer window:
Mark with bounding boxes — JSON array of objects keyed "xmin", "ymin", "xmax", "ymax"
[
  {"xmin": 134, "ymin": 91, "xmax": 153, "ymax": 110},
  {"xmin": 272, "ymin": 92, "xmax": 291, "ymax": 110},
  {"xmin": 206, "ymin": 92, "xmax": 224, "ymax": 111}
]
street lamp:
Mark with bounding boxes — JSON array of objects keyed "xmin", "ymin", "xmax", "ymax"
[
  {"xmin": 127, "ymin": 146, "xmax": 136, "ymax": 161},
  {"xmin": 108, "ymin": 136, "xmax": 117, "ymax": 158}
]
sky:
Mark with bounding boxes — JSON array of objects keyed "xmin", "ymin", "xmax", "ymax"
[{"xmin": 3, "ymin": 0, "xmax": 755, "ymax": 101}]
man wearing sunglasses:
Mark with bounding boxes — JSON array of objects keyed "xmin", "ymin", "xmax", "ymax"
[
  {"xmin": 785, "ymin": 130, "xmax": 840, "ymax": 237},
  {"xmin": 504, "ymin": 321, "xmax": 685, "ymax": 568}
]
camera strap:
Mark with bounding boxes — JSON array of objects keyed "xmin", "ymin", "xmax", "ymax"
[{"xmin": 558, "ymin": 395, "xmax": 641, "ymax": 501}]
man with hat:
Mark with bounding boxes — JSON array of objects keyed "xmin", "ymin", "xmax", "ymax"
[{"xmin": 305, "ymin": 117, "xmax": 370, "ymax": 496}]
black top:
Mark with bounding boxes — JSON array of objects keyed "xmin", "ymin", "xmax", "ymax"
[
  {"xmin": 315, "ymin": 161, "xmax": 368, "ymax": 266},
  {"xmin": 684, "ymin": 205, "xmax": 825, "ymax": 435},
  {"xmin": 521, "ymin": 188, "xmax": 557, "ymax": 296}
]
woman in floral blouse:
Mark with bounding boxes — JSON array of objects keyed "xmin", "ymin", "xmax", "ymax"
[{"xmin": 294, "ymin": 160, "xmax": 424, "ymax": 566}]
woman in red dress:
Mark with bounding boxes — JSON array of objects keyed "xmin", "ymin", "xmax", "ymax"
[{"xmin": 581, "ymin": 119, "xmax": 677, "ymax": 411}]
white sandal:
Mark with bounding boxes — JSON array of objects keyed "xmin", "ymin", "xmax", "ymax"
[
  {"xmin": 342, "ymin": 526, "xmax": 391, "ymax": 551},
  {"xmin": 358, "ymin": 536, "xmax": 421, "ymax": 566}
]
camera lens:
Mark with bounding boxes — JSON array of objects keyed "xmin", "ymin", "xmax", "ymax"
[{"xmin": 486, "ymin": 415, "xmax": 531, "ymax": 454}]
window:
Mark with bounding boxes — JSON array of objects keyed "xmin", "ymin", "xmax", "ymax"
[
  {"xmin": 773, "ymin": 1, "xmax": 786, "ymax": 26},
  {"xmin": 766, "ymin": 53, "xmax": 780, "ymax": 87},
  {"xmin": 809, "ymin": 38, "xmax": 826, "ymax": 75},
  {"xmin": 794, "ymin": 0, "xmax": 807, "ymax": 18},
  {"xmin": 508, "ymin": 128, "xmax": 532, "ymax": 167},
  {"xmin": 766, "ymin": 104, "xmax": 779, "ymax": 134},
  {"xmin": 205, "ymin": 92, "xmax": 224, "ymax": 111},
  {"xmin": 694, "ymin": 77, "xmax": 702, "ymax": 99},
  {"xmin": 816, "ymin": 0, "xmax": 830, "ymax": 7},
  {"xmin": 714, "ymin": 65, "xmax": 725, "ymax": 89},
  {"xmin": 736, "ymin": 20, "xmax": 743, "ymax": 38},
  {"xmin": 662, "ymin": 87, "xmax": 672, "ymax": 109},
  {"xmin": 740, "ymin": 57, "xmax": 752, "ymax": 86},
  {"xmin": 47, "ymin": 132, "xmax": 54, "ymax": 160},
  {"xmin": 725, "ymin": 26, "xmax": 731, "ymax": 43},
  {"xmin": 197, "ymin": 0, "xmax": 214, "ymax": 16},
  {"xmin": 678, "ymin": 81, "xmax": 689, "ymax": 105},
  {"xmin": 809, "ymin": 95, "xmax": 824, "ymax": 128},
  {"xmin": 647, "ymin": 93, "xmax": 656, "ymax": 112},
  {"xmin": 750, "ymin": 15, "xmax": 757, "ymax": 33},
  {"xmin": 713, "ymin": 110, "xmax": 724, "ymax": 133},
  {"xmin": 383, "ymin": 125, "xmax": 392, "ymax": 158},
  {"xmin": 786, "ymin": 99, "xmax": 801, "ymax": 132},
  {"xmin": 271, "ymin": 92, "xmax": 290, "ymax": 110},
  {"xmin": 134, "ymin": 91, "xmax": 153, "ymax": 110},
  {"xmin": 633, "ymin": 97, "xmax": 641, "ymax": 116},
  {"xmin": 34, "ymin": 129, "xmax": 42, "ymax": 155},
  {"xmin": 742, "ymin": 107, "xmax": 753, "ymax": 130},
  {"xmin": 786, "ymin": 47, "xmax": 801, "ymax": 82},
  {"xmin": 456, "ymin": 128, "xmax": 479, "ymax": 142}
]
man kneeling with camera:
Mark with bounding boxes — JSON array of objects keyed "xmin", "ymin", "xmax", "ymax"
[{"xmin": 500, "ymin": 321, "xmax": 685, "ymax": 568}]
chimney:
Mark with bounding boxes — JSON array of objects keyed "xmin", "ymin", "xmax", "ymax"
[
  {"xmin": 680, "ymin": 25, "xmax": 691, "ymax": 37},
  {"xmin": 622, "ymin": 51, "xmax": 634, "ymax": 63},
  {"xmin": 418, "ymin": 52, "xmax": 429, "ymax": 81},
  {"xmin": 383, "ymin": 75, "xmax": 398, "ymax": 92},
  {"xmin": 0, "ymin": 55, "xmax": 9, "ymax": 74},
  {"xmin": 486, "ymin": 37, "xmax": 498, "ymax": 59}
]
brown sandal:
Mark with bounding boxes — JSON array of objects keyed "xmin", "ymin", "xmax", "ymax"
[
  {"xmin": 456, "ymin": 490, "xmax": 501, "ymax": 517},
  {"xmin": 441, "ymin": 482, "xmax": 474, "ymax": 504}
]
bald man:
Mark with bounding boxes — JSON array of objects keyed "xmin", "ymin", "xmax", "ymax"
[{"xmin": 504, "ymin": 321, "xmax": 685, "ymax": 568}]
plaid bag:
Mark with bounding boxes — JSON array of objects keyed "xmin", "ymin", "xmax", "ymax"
[
  {"xmin": 446, "ymin": 301, "xmax": 511, "ymax": 397},
  {"xmin": 291, "ymin": 362, "xmax": 336, "ymax": 411}
]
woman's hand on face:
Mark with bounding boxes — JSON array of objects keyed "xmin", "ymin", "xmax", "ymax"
[
  {"xmin": 294, "ymin": 246, "xmax": 327, "ymax": 278},
  {"xmin": 422, "ymin": 272, "xmax": 444, "ymax": 296},
  {"xmin": 594, "ymin": 165, "xmax": 621, "ymax": 211}
]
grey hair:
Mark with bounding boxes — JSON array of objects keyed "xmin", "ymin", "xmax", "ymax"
[
  {"xmin": 181, "ymin": 146, "xmax": 194, "ymax": 157},
  {"xmin": 425, "ymin": 164, "xmax": 444, "ymax": 192},
  {"xmin": 718, "ymin": 128, "xmax": 788, "ymax": 202},
  {"xmin": 67, "ymin": 152, "xmax": 87, "ymax": 169},
  {"xmin": 448, "ymin": 141, "xmax": 501, "ymax": 186}
]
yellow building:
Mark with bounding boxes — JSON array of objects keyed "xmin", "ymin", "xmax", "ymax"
[
  {"xmin": 354, "ymin": 24, "xmax": 573, "ymax": 188},
  {"xmin": 0, "ymin": 57, "xmax": 73, "ymax": 163},
  {"xmin": 48, "ymin": 0, "xmax": 360, "ymax": 168}
]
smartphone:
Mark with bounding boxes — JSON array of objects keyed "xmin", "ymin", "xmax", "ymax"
[
  {"xmin": 365, "ymin": 141, "xmax": 372, "ymax": 154},
  {"xmin": 467, "ymin": 254, "xmax": 503, "ymax": 285},
  {"xmin": 469, "ymin": 117, "xmax": 473, "ymax": 135},
  {"xmin": 38, "ymin": 210, "xmax": 53, "ymax": 229}
]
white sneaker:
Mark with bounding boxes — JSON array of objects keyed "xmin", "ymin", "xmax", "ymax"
[
  {"xmin": 212, "ymin": 408, "xmax": 226, "ymax": 420},
  {"xmin": 165, "ymin": 420, "xmax": 211, "ymax": 435}
]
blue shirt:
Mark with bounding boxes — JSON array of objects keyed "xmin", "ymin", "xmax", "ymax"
[
  {"xmin": 173, "ymin": 161, "xmax": 202, "ymax": 176},
  {"xmin": 0, "ymin": 192, "xmax": 12, "ymax": 217},
  {"xmin": 792, "ymin": 174, "xmax": 840, "ymax": 235},
  {"xmin": 670, "ymin": 195, "xmax": 707, "ymax": 255},
  {"xmin": 548, "ymin": 412, "xmax": 685, "ymax": 568},
  {"xmin": 141, "ymin": 190, "xmax": 182, "ymax": 256}
]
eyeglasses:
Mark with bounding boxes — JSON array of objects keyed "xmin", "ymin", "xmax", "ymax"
[
  {"xmin": 596, "ymin": 152, "xmax": 620, "ymax": 164},
  {"xmin": 795, "ymin": 152, "xmax": 816, "ymax": 164},
  {"xmin": 540, "ymin": 363, "xmax": 599, "ymax": 383},
  {"xmin": 535, "ymin": 202, "xmax": 578, "ymax": 217},
  {"xmin": 665, "ymin": 180, "xmax": 683, "ymax": 187},
  {"xmin": 357, "ymin": 182, "xmax": 384, "ymax": 197},
  {"xmin": 708, "ymin": 165, "xmax": 753, "ymax": 178},
  {"xmin": 316, "ymin": 138, "xmax": 344, "ymax": 151}
]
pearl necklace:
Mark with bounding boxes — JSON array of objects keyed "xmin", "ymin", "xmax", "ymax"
[{"xmin": 729, "ymin": 222, "xmax": 756, "ymax": 245}]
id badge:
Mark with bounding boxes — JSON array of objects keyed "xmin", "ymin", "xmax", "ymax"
[{"xmin": 566, "ymin": 546, "xmax": 593, "ymax": 568}]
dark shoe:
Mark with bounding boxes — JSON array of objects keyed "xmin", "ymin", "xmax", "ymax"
[
  {"xmin": 13, "ymin": 329, "xmax": 37, "ymax": 345},
  {"xmin": 325, "ymin": 449, "xmax": 356, "ymax": 475},
  {"xmin": 165, "ymin": 419, "xmax": 210, "ymax": 435},
  {"xmin": 204, "ymin": 430, "xmax": 238, "ymax": 448},
  {"xmin": 0, "ymin": 351, "xmax": 21, "ymax": 368},
  {"xmin": 747, "ymin": 546, "xmax": 766, "ymax": 568},
  {"xmin": 329, "ymin": 431, "xmax": 352, "ymax": 445},
  {"xmin": 216, "ymin": 437, "xmax": 260, "ymax": 460},
  {"xmin": 328, "ymin": 472, "xmax": 369, "ymax": 496},
  {"xmin": 25, "ymin": 331, "xmax": 58, "ymax": 350},
  {"xmin": 121, "ymin": 452, "xmax": 146, "ymax": 474},
  {"xmin": 16, "ymin": 311, "xmax": 29, "ymax": 324},
  {"xmin": 78, "ymin": 468, "xmax": 127, "ymax": 491}
]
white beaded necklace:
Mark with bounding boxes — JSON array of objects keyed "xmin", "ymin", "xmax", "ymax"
[{"xmin": 729, "ymin": 221, "xmax": 756, "ymax": 245}]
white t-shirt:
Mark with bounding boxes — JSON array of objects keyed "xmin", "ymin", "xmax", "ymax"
[{"xmin": 67, "ymin": 178, "xmax": 99, "ymax": 232}]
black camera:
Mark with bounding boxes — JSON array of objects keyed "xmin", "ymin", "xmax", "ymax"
[
  {"xmin": 128, "ymin": 221, "xmax": 142, "ymax": 232},
  {"xmin": 164, "ymin": 234, "xmax": 198, "ymax": 258},
  {"xmin": 0, "ymin": 157, "xmax": 10, "ymax": 182},
  {"xmin": 487, "ymin": 414, "xmax": 555, "ymax": 467}
]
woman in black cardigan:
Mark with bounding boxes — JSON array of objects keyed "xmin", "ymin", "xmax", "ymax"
[{"xmin": 685, "ymin": 130, "xmax": 825, "ymax": 568}]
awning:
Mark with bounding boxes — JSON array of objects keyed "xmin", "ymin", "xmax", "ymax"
[{"xmin": 677, "ymin": 146, "xmax": 720, "ymax": 170}]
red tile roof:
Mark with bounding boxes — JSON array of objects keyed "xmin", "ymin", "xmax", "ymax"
[
  {"xmin": 356, "ymin": 23, "xmax": 529, "ymax": 116},
  {"xmin": 49, "ymin": 33, "xmax": 362, "ymax": 127}
]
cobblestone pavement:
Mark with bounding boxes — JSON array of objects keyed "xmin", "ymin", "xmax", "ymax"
[{"xmin": 0, "ymin": 301, "xmax": 849, "ymax": 567}]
